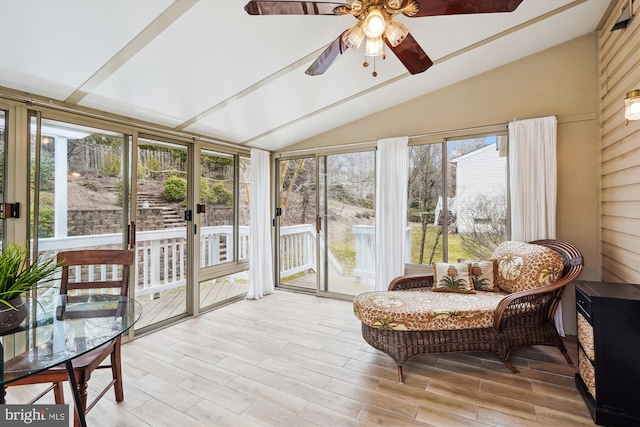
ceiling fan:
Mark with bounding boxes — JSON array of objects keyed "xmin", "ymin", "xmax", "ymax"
[{"xmin": 245, "ymin": 0, "xmax": 524, "ymax": 76}]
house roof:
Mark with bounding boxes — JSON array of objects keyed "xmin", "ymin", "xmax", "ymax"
[{"xmin": 0, "ymin": 0, "xmax": 612, "ymax": 151}]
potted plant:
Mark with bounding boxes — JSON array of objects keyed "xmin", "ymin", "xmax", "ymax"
[{"xmin": 0, "ymin": 244, "xmax": 60, "ymax": 334}]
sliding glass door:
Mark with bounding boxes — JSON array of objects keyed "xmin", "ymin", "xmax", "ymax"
[
  {"xmin": 134, "ymin": 136, "xmax": 191, "ymax": 330},
  {"xmin": 318, "ymin": 151, "xmax": 376, "ymax": 296},
  {"xmin": 276, "ymin": 157, "xmax": 317, "ymax": 291},
  {"xmin": 197, "ymin": 148, "xmax": 249, "ymax": 310},
  {"xmin": 275, "ymin": 151, "xmax": 376, "ymax": 297}
]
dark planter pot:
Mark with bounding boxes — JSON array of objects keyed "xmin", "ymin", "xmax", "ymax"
[{"xmin": 0, "ymin": 296, "xmax": 28, "ymax": 334}]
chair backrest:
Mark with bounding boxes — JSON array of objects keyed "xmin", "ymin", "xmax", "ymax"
[{"xmin": 57, "ymin": 249, "xmax": 134, "ymax": 296}]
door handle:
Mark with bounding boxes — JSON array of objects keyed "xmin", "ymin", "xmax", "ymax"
[
  {"xmin": 1, "ymin": 202, "xmax": 20, "ymax": 219},
  {"xmin": 128, "ymin": 222, "xmax": 136, "ymax": 249}
]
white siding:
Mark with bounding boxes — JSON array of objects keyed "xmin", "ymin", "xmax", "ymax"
[{"xmin": 453, "ymin": 144, "xmax": 507, "ymax": 234}]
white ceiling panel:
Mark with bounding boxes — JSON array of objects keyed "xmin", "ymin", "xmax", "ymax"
[
  {"xmin": 185, "ymin": 0, "xmax": 580, "ymax": 144},
  {"xmin": 400, "ymin": 0, "xmax": 573, "ymax": 61},
  {"xmin": 0, "ymin": 0, "xmax": 172, "ymax": 100},
  {"xmin": 80, "ymin": 0, "xmax": 354, "ymax": 127},
  {"xmin": 243, "ymin": 0, "xmax": 612, "ymax": 150},
  {"xmin": 0, "ymin": 0, "xmax": 612, "ymax": 151}
]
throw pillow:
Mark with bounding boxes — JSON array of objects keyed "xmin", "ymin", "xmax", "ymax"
[
  {"xmin": 432, "ymin": 262, "xmax": 475, "ymax": 294},
  {"xmin": 458, "ymin": 259, "xmax": 500, "ymax": 292},
  {"xmin": 491, "ymin": 241, "xmax": 565, "ymax": 293}
]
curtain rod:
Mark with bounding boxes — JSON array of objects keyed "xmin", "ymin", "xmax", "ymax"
[
  {"xmin": 408, "ymin": 122, "xmax": 508, "ymax": 140},
  {"xmin": 277, "ymin": 122, "xmax": 509, "ymax": 156}
]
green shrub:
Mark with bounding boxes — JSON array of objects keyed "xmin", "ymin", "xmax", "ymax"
[
  {"xmin": 85, "ymin": 179, "xmax": 99, "ymax": 191},
  {"xmin": 32, "ymin": 152, "xmax": 55, "ymax": 191},
  {"xmin": 145, "ymin": 158, "xmax": 163, "ymax": 179},
  {"xmin": 30, "ymin": 193, "xmax": 55, "ymax": 238},
  {"xmin": 101, "ymin": 152, "xmax": 121, "ymax": 177},
  {"xmin": 200, "ymin": 180, "xmax": 217, "ymax": 205},
  {"xmin": 212, "ymin": 183, "xmax": 232, "ymax": 206},
  {"xmin": 115, "ymin": 181, "xmax": 123, "ymax": 207},
  {"xmin": 162, "ymin": 176, "xmax": 187, "ymax": 202}
]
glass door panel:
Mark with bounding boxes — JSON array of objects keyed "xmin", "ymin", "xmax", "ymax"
[
  {"xmin": 197, "ymin": 150, "xmax": 248, "ymax": 309},
  {"xmin": 134, "ymin": 137, "xmax": 190, "ymax": 330},
  {"xmin": 29, "ymin": 118, "xmax": 129, "ymax": 301},
  {"xmin": 319, "ymin": 151, "xmax": 376, "ymax": 296},
  {"xmin": 0, "ymin": 109, "xmax": 5, "ymax": 246},
  {"xmin": 276, "ymin": 157, "xmax": 317, "ymax": 291},
  {"xmin": 198, "ymin": 149, "xmax": 235, "ymax": 268}
]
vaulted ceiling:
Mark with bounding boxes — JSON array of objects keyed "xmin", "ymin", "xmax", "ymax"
[{"xmin": 0, "ymin": 0, "xmax": 612, "ymax": 151}]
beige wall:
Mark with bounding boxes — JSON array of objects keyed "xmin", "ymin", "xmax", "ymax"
[{"xmin": 285, "ymin": 34, "xmax": 602, "ymax": 334}]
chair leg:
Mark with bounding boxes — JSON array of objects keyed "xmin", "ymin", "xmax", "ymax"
[
  {"xmin": 53, "ymin": 382, "xmax": 65, "ymax": 403},
  {"xmin": 397, "ymin": 365, "xmax": 404, "ymax": 384},
  {"xmin": 561, "ymin": 351, "xmax": 574, "ymax": 365},
  {"xmin": 502, "ymin": 358, "xmax": 519, "ymax": 373},
  {"xmin": 556, "ymin": 341, "xmax": 574, "ymax": 366},
  {"xmin": 112, "ymin": 344, "xmax": 124, "ymax": 402},
  {"xmin": 72, "ymin": 381, "xmax": 89, "ymax": 427}
]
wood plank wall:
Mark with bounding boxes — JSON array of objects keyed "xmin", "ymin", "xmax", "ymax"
[{"xmin": 599, "ymin": 0, "xmax": 640, "ymax": 283}]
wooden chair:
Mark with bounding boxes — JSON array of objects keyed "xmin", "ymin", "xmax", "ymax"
[{"xmin": 5, "ymin": 249, "xmax": 134, "ymax": 427}]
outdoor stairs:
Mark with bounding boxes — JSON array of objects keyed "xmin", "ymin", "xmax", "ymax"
[{"xmin": 137, "ymin": 192, "xmax": 184, "ymax": 228}]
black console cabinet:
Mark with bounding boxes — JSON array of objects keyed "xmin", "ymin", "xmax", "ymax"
[{"xmin": 575, "ymin": 281, "xmax": 640, "ymax": 426}]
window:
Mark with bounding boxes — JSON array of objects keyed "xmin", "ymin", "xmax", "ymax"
[{"xmin": 407, "ymin": 135, "xmax": 508, "ymax": 264}]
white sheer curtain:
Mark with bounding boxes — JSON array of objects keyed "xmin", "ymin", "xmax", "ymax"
[
  {"xmin": 375, "ymin": 137, "xmax": 409, "ymax": 291},
  {"xmin": 247, "ymin": 148, "xmax": 274, "ymax": 300},
  {"xmin": 509, "ymin": 116, "xmax": 557, "ymax": 242},
  {"xmin": 508, "ymin": 116, "xmax": 563, "ymax": 333}
]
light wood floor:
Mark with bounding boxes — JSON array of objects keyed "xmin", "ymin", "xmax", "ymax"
[{"xmin": 6, "ymin": 290, "xmax": 596, "ymax": 426}]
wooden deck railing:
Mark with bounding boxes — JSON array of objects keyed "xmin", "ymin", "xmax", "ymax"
[{"xmin": 31, "ymin": 224, "xmax": 346, "ymax": 296}]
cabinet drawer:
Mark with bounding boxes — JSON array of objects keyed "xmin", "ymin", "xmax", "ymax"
[
  {"xmin": 575, "ymin": 289, "xmax": 591, "ymax": 319},
  {"xmin": 578, "ymin": 347, "xmax": 596, "ymax": 400},
  {"xmin": 577, "ymin": 312, "xmax": 595, "ymax": 361}
]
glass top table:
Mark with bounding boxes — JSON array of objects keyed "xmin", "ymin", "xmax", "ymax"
[{"xmin": 1, "ymin": 294, "xmax": 141, "ymax": 425}]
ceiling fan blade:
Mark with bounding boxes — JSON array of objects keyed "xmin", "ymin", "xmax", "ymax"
[
  {"xmin": 410, "ymin": 0, "xmax": 524, "ymax": 17},
  {"xmin": 385, "ymin": 33, "xmax": 433, "ymax": 75},
  {"xmin": 305, "ymin": 31, "xmax": 349, "ymax": 75},
  {"xmin": 245, "ymin": 1, "xmax": 345, "ymax": 15}
]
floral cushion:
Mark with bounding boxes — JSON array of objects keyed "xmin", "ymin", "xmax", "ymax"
[
  {"xmin": 458, "ymin": 259, "xmax": 500, "ymax": 292},
  {"xmin": 491, "ymin": 241, "xmax": 564, "ymax": 293},
  {"xmin": 432, "ymin": 262, "xmax": 475, "ymax": 294},
  {"xmin": 353, "ymin": 290, "xmax": 508, "ymax": 331}
]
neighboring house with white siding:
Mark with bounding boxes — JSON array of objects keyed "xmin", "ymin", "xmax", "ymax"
[{"xmin": 450, "ymin": 143, "xmax": 507, "ymax": 235}]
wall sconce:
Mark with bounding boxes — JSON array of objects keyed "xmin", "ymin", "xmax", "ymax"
[{"xmin": 625, "ymin": 90, "xmax": 640, "ymax": 120}]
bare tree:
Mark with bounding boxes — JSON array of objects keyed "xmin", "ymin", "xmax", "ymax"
[
  {"xmin": 407, "ymin": 144, "xmax": 442, "ymax": 263},
  {"xmin": 458, "ymin": 193, "xmax": 507, "ymax": 259}
]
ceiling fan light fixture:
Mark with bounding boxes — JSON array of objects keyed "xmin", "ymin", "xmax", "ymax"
[
  {"xmin": 384, "ymin": 19, "xmax": 408, "ymax": 47},
  {"xmin": 343, "ymin": 22, "xmax": 365, "ymax": 49},
  {"xmin": 363, "ymin": 9, "xmax": 386, "ymax": 38},
  {"xmin": 624, "ymin": 89, "xmax": 640, "ymax": 120},
  {"xmin": 365, "ymin": 35, "xmax": 384, "ymax": 57}
]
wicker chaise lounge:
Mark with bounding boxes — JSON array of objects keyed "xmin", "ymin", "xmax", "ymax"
[{"xmin": 353, "ymin": 239, "xmax": 584, "ymax": 383}]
